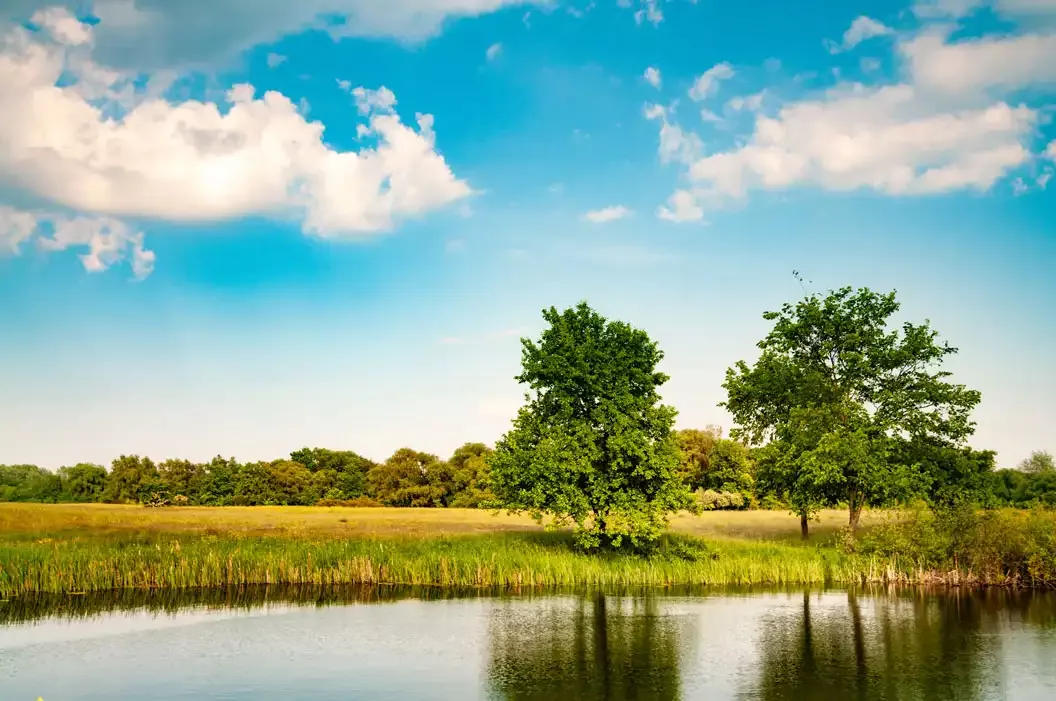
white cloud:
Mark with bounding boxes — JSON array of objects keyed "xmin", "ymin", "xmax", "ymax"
[
  {"xmin": 0, "ymin": 205, "xmax": 154, "ymax": 278},
  {"xmin": 0, "ymin": 20, "xmax": 471, "ymax": 242},
  {"xmin": 485, "ymin": 42, "xmax": 502, "ymax": 61},
  {"xmin": 12, "ymin": 0, "xmax": 535, "ymax": 72},
  {"xmin": 902, "ymin": 31, "xmax": 1056, "ymax": 95},
  {"xmin": 1045, "ymin": 139, "xmax": 1056, "ymax": 160},
  {"xmin": 687, "ymin": 84, "xmax": 1034, "ymax": 200},
  {"xmin": 1038, "ymin": 170, "xmax": 1052, "ymax": 188},
  {"xmin": 914, "ymin": 0, "xmax": 1056, "ymax": 17},
  {"xmin": 653, "ymin": 22, "xmax": 1053, "ymax": 218},
  {"xmin": 0, "ymin": 206, "xmax": 39, "ymax": 253},
  {"xmin": 727, "ymin": 90, "xmax": 766, "ymax": 112},
  {"xmin": 30, "ymin": 6, "xmax": 91, "ymax": 45},
  {"xmin": 627, "ymin": 0, "xmax": 663, "ymax": 25},
  {"xmin": 584, "ymin": 205, "xmax": 633, "ymax": 223},
  {"xmin": 657, "ymin": 189, "xmax": 704, "ymax": 223},
  {"xmin": 645, "ymin": 103, "xmax": 702, "ymax": 164},
  {"xmin": 266, "ymin": 52, "xmax": 286, "ymax": 68},
  {"xmin": 689, "ymin": 62, "xmax": 734, "ymax": 101},
  {"xmin": 827, "ymin": 16, "xmax": 893, "ymax": 54},
  {"xmin": 644, "ymin": 66, "xmax": 661, "ymax": 88}
]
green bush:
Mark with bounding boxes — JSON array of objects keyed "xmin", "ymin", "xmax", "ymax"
[
  {"xmin": 853, "ymin": 506, "xmax": 1056, "ymax": 585},
  {"xmin": 696, "ymin": 489, "xmax": 747, "ymax": 511}
]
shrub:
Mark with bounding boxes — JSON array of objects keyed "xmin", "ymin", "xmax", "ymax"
[{"xmin": 695, "ymin": 489, "xmax": 747, "ymax": 511}]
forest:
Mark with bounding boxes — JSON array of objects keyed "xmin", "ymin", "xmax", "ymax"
[{"xmin": 1, "ymin": 433, "xmax": 1052, "ymax": 511}]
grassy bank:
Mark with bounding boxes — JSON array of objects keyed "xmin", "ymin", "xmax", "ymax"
[{"xmin": 0, "ymin": 504, "xmax": 1051, "ymax": 596}]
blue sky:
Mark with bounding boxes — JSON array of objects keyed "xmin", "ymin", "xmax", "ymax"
[{"xmin": 1, "ymin": 0, "xmax": 1053, "ymax": 469}]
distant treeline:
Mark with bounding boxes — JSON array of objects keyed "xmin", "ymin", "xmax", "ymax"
[{"xmin": 2, "ymin": 432, "xmax": 1053, "ymax": 510}]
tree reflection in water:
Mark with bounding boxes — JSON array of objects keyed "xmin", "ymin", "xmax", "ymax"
[
  {"xmin": 486, "ymin": 592, "xmax": 694, "ymax": 701},
  {"xmin": 744, "ymin": 588, "xmax": 1056, "ymax": 701}
]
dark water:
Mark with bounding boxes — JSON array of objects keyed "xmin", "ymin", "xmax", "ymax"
[{"xmin": 1, "ymin": 587, "xmax": 1054, "ymax": 700}]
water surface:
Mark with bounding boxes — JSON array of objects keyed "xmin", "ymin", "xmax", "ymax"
[{"xmin": 2, "ymin": 587, "xmax": 1054, "ymax": 700}]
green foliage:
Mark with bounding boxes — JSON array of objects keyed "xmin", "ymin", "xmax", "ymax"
[
  {"xmin": 490, "ymin": 302, "xmax": 691, "ymax": 551},
  {"xmin": 158, "ymin": 459, "xmax": 204, "ymax": 500},
  {"xmin": 447, "ymin": 443, "xmax": 495, "ymax": 508},
  {"xmin": 723, "ymin": 286, "xmax": 982, "ymax": 533},
  {"xmin": 1019, "ymin": 450, "xmax": 1055, "ymax": 475},
  {"xmin": 102, "ymin": 455, "xmax": 159, "ymax": 504},
  {"xmin": 673, "ymin": 427, "xmax": 720, "ymax": 489},
  {"xmin": 290, "ymin": 447, "xmax": 375, "ymax": 499},
  {"xmin": 367, "ymin": 448, "xmax": 455, "ymax": 507},
  {"xmin": 695, "ymin": 489, "xmax": 747, "ymax": 511},
  {"xmin": 57, "ymin": 463, "xmax": 107, "ymax": 502},
  {"xmin": 0, "ymin": 464, "xmax": 62, "ymax": 502},
  {"xmin": 853, "ymin": 506, "xmax": 1056, "ymax": 586}
]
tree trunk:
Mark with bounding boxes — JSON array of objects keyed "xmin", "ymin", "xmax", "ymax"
[
  {"xmin": 800, "ymin": 513, "xmax": 809, "ymax": 540},
  {"xmin": 848, "ymin": 490, "xmax": 864, "ymax": 532}
]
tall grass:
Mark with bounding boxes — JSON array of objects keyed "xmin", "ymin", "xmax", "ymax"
[
  {"xmin": 0, "ymin": 504, "xmax": 1050, "ymax": 597},
  {"xmin": 0, "ymin": 531, "xmax": 866, "ymax": 596}
]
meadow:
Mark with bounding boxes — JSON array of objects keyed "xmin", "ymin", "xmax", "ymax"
[{"xmin": 2, "ymin": 504, "xmax": 1052, "ymax": 597}]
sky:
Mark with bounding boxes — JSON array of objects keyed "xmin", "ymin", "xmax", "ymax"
[{"xmin": 0, "ymin": 0, "xmax": 1054, "ymax": 470}]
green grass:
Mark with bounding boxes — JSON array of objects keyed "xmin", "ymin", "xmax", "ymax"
[{"xmin": 0, "ymin": 503, "xmax": 1046, "ymax": 596}]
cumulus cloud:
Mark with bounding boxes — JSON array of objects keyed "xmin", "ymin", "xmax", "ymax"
[
  {"xmin": 689, "ymin": 62, "xmax": 734, "ymax": 101},
  {"xmin": 1045, "ymin": 139, "xmax": 1056, "ymax": 160},
  {"xmin": 0, "ymin": 205, "xmax": 154, "ymax": 278},
  {"xmin": 11, "ymin": 0, "xmax": 534, "ymax": 72},
  {"xmin": 826, "ymin": 16, "xmax": 893, "ymax": 54},
  {"xmin": 644, "ymin": 103, "xmax": 702, "ymax": 164},
  {"xmin": 687, "ymin": 85, "xmax": 1033, "ymax": 200},
  {"xmin": 901, "ymin": 30, "xmax": 1056, "ymax": 95},
  {"xmin": 584, "ymin": 205, "xmax": 632, "ymax": 223},
  {"xmin": 485, "ymin": 42, "xmax": 502, "ymax": 60},
  {"xmin": 0, "ymin": 17, "xmax": 472, "ymax": 243},
  {"xmin": 657, "ymin": 189, "xmax": 704, "ymax": 223},
  {"xmin": 644, "ymin": 66, "xmax": 661, "ymax": 88},
  {"xmin": 649, "ymin": 21, "xmax": 1052, "ymax": 221}
]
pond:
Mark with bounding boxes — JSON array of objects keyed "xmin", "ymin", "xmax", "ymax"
[{"xmin": 1, "ymin": 587, "xmax": 1054, "ymax": 700}]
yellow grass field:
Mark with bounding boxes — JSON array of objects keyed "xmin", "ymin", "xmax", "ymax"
[{"xmin": 0, "ymin": 503, "xmax": 888, "ymax": 542}]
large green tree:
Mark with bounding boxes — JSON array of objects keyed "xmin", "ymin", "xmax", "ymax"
[
  {"xmin": 723, "ymin": 286, "xmax": 981, "ymax": 536},
  {"xmin": 58, "ymin": 463, "xmax": 108, "ymax": 502},
  {"xmin": 102, "ymin": 455, "xmax": 159, "ymax": 503},
  {"xmin": 367, "ymin": 448, "xmax": 454, "ymax": 507},
  {"xmin": 489, "ymin": 302, "xmax": 690, "ymax": 551}
]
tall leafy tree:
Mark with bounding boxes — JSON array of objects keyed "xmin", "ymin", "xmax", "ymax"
[
  {"xmin": 102, "ymin": 455, "xmax": 159, "ymax": 503},
  {"xmin": 723, "ymin": 286, "xmax": 981, "ymax": 536},
  {"xmin": 490, "ymin": 302, "xmax": 690, "ymax": 551},
  {"xmin": 367, "ymin": 448, "xmax": 453, "ymax": 507},
  {"xmin": 1019, "ymin": 451, "xmax": 1055, "ymax": 475},
  {"xmin": 58, "ymin": 463, "xmax": 108, "ymax": 502},
  {"xmin": 447, "ymin": 442, "xmax": 495, "ymax": 508}
]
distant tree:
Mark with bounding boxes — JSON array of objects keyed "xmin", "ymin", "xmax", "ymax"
[
  {"xmin": 674, "ymin": 427, "xmax": 721, "ymax": 489},
  {"xmin": 290, "ymin": 447, "xmax": 375, "ymax": 499},
  {"xmin": 489, "ymin": 302, "xmax": 691, "ymax": 551},
  {"xmin": 158, "ymin": 459, "xmax": 205, "ymax": 500},
  {"xmin": 1019, "ymin": 451, "xmax": 1055, "ymax": 475},
  {"xmin": 102, "ymin": 455, "xmax": 159, "ymax": 503},
  {"xmin": 367, "ymin": 448, "xmax": 453, "ymax": 507},
  {"xmin": 58, "ymin": 463, "xmax": 108, "ymax": 502},
  {"xmin": 707, "ymin": 438, "xmax": 755, "ymax": 495},
  {"xmin": 447, "ymin": 442, "xmax": 495, "ymax": 508},
  {"xmin": 0, "ymin": 464, "xmax": 62, "ymax": 502},
  {"xmin": 198, "ymin": 456, "xmax": 239, "ymax": 505},
  {"xmin": 891, "ymin": 439, "xmax": 996, "ymax": 508},
  {"xmin": 723, "ymin": 286, "xmax": 982, "ymax": 537}
]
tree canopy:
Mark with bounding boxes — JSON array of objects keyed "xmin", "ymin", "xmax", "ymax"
[
  {"xmin": 489, "ymin": 302, "xmax": 690, "ymax": 550},
  {"xmin": 722, "ymin": 286, "xmax": 982, "ymax": 535}
]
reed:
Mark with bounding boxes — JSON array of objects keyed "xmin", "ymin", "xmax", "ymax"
[{"xmin": 0, "ymin": 504, "xmax": 1049, "ymax": 596}]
